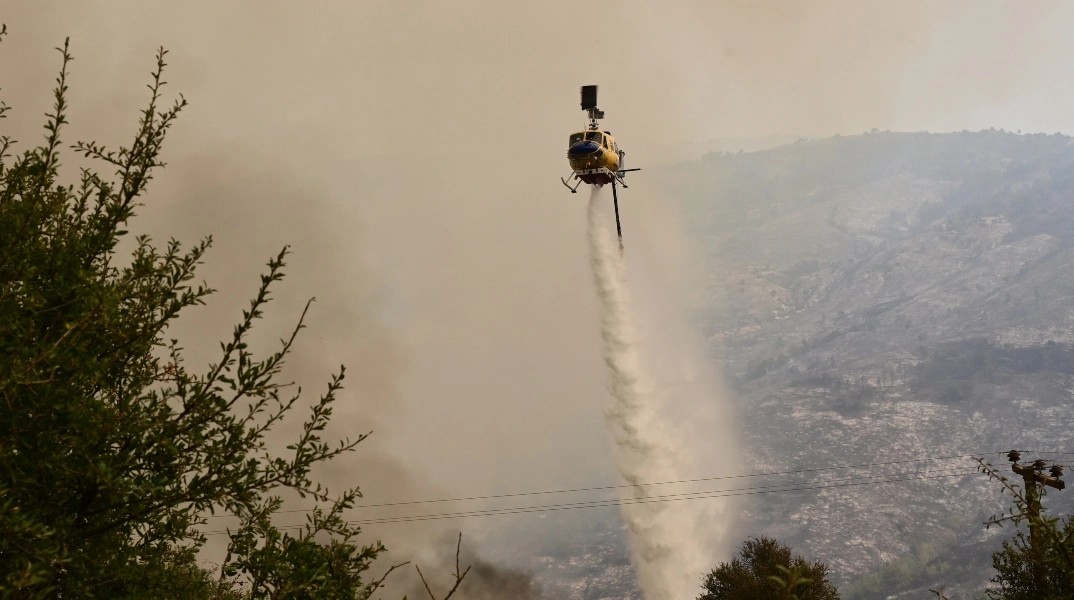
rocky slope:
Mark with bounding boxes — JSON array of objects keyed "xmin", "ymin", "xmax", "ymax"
[{"xmin": 650, "ymin": 131, "xmax": 1074, "ymax": 597}]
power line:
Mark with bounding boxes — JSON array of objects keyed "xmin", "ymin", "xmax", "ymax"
[
  {"xmin": 349, "ymin": 452, "xmax": 985, "ymax": 509},
  {"xmin": 348, "ymin": 468, "xmax": 977, "ymax": 526},
  {"xmin": 198, "ymin": 466, "xmax": 979, "ymax": 535},
  {"xmin": 204, "ymin": 451, "xmax": 991, "ymax": 519}
]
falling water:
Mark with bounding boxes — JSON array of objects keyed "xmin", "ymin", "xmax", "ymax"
[{"xmin": 586, "ymin": 188, "xmax": 736, "ymax": 599}]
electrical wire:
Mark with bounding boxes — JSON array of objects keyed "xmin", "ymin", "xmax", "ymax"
[
  {"xmin": 348, "ymin": 452, "xmax": 987, "ymax": 510},
  {"xmin": 197, "ymin": 463, "xmax": 982, "ymax": 535},
  {"xmin": 348, "ymin": 468, "xmax": 978, "ymax": 527},
  {"xmin": 204, "ymin": 451, "xmax": 994, "ymax": 519}
]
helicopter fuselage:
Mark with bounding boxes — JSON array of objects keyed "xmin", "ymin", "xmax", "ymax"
[{"xmin": 567, "ymin": 130, "xmax": 621, "ymax": 186}]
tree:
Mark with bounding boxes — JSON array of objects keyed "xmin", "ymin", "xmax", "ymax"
[
  {"xmin": 0, "ymin": 33, "xmax": 424, "ymax": 598},
  {"xmin": 987, "ymin": 522, "xmax": 1074, "ymax": 600},
  {"xmin": 698, "ymin": 536, "xmax": 840, "ymax": 600},
  {"xmin": 976, "ymin": 457, "xmax": 1074, "ymax": 600}
]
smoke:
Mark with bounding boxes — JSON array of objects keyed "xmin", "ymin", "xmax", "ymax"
[
  {"xmin": 455, "ymin": 558, "xmax": 547, "ymax": 600},
  {"xmin": 400, "ymin": 554, "xmax": 549, "ymax": 600},
  {"xmin": 586, "ymin": 188, "xmax": 737, "ymax": 599},
  {"xmin": 362, "ymin": 531, "xmax": 549, "ymax": 600},
  {"xmin": 19, "ymin": 2, "xmax": 1074, "ymax": 596}
]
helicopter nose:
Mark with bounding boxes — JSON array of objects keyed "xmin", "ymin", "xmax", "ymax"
[{"xmin": 568, "ymin": 141, "xmax": 600, "ymax": 156}]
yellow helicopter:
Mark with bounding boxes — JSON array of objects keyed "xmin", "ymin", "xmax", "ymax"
[{"xmin": 561, "ymin": 85, "xmax": 641, "ymax": 240}]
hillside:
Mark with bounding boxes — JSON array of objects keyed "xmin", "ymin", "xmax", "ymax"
[{"xmin": 653, "ymin": 130, "xmax": 1074, "ymax": 597}]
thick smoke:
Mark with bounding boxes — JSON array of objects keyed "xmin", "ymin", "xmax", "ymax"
[
  {"xmin": 18, "ymin": 2, "xmax": 1072, "ymax": 597},
  {"xmin": 586, "ymin": 188, "xmax": 736, "ymax": 599},
  {"xmin": 387, "ymin": 532, "xmax": 549, "ymax": 600}
]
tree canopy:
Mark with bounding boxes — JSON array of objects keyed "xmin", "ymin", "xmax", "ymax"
[
  {"xmin": 977, "ymin": 457, "xmax": 1074, "ymax": 600},
  {"xmin": 0, "ymin": 34, "xmax": 399, "ymax": 598},
  {"xmin": 698, "ymin": 536, "xmax": 840, "ymax": 600}
]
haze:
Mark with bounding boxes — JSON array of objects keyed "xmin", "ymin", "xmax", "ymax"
[{"xmin": 5, "ymin": 1, "xmax": 1074, "ymax": 597}]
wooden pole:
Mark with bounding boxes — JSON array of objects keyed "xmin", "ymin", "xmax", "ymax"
[{"xmin": 1010, "ymin": 453, "xmax": 1066, "ymax": 594}]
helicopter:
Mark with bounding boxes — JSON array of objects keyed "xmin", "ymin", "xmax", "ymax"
[{"xmin": 560, "ymin": 85, "xmax": 641, "ymax": 240}]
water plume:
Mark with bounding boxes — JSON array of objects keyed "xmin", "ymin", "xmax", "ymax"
[{"xmin": 586, "ymin": 187, "xmax": 735, "ymax": 599}]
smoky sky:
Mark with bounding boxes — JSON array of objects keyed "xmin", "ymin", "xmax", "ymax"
[
  {"xmin": 6, "ymin": 0, "xmax": 1074, "ymax": 593},
  {"xmin": 9, "ymin": 3, "xmax": 1074, "ymax": 159}
]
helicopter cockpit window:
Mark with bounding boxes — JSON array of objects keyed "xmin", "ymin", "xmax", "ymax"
[
  {"xmin": 585, "ymin": 131, "xmax": 604, "ymax": 145},
  {"xmin": 569, "ymin": 133, "xmax": 584, "ymax": 145}
]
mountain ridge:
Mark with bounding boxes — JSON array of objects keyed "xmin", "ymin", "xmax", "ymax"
[{"xmin": 651, "ymin": 130, "xmax": 1074, "ymax": 597}]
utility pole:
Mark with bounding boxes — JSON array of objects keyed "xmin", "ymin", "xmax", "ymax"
[{"xmin": 1007, "ymin": 450, "xmax": 1065, "ymax": 593}]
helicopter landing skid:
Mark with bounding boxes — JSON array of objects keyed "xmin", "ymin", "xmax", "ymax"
[
  {"xmin": 561, "ymin": 173, "xmax": 583, "ymax": 193},
  {"xmin": 561, "ymin": 167, "xmax": 629, "ymax": 192}
]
